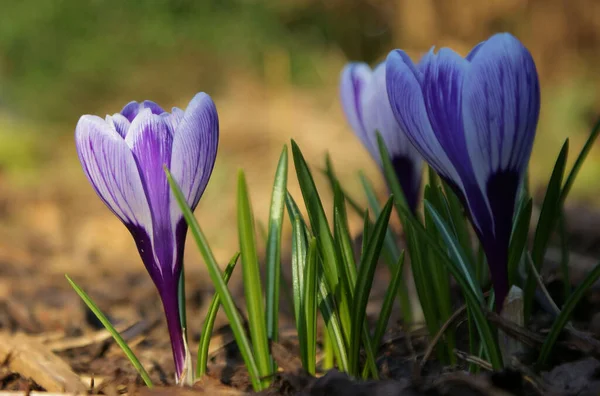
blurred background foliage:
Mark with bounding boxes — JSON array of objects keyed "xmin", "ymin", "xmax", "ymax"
[{"xmin": 0, "ymin": 0, "xmax": 598, "ymax": 271}]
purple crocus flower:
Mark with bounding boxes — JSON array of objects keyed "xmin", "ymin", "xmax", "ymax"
[
  {"xmin": 385, "ymin": 33, "xmax": 540, "ymax": 310},
  {"xmin": 340, "ymin": 62, "xmax": 423, "ymax": 212},
  {"xmin": 75, "ymin": 93, "xmax": 219, "ymax": 379}
]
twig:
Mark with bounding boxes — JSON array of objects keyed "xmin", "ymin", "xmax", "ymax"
[
  {"xmin": 414, "ymin": 304, "xmax": 467, "ymax": 379},
  {"xmin": 453, "ymin": 349, "xmax": 493, "ymax": 371}
]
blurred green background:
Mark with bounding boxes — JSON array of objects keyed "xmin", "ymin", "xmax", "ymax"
[{"xmin": 0, "ymin": 0, "xmax": 598, "ymax": 271}]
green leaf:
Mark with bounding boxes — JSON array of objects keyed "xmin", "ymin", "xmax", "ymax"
[
  {"xmin": 303, "ymin": 237, "xmax": 319, "ymax": 375},
  {"xmin": 537, "ymin": 262, "xmax": 600, "ymax": 367},
  {"xmin": 525, "ymin": 141, "xmax": 569, "ymax": 320},
  {"xmin": 237, "ymin": 170, "xmax": 271, "ymax": 383},
  {"xmin": 166, "ymin": 168, "xmax": 263, "ymax": 391},
  {"xmin": 291, "ymin": 140, "xmax": 352, "ymax": 339},
  {"xmin": 422, "ymin": 201, "xmax": 503, "ymax": 370},
  {"xmin": 560, "ymin": 117, "xmax": 600, "ymax": 204},
  {"xmin": 508, "ymin": 198, "xmax": 532, "ymax": 286},
  {"xmin": 196, "ymin": 252, "xmax": 239, "ymax": 378},
  {"xmin": 350, "ymin": 197, "xmax": 394, "ymax": 376},
  {"xmin": 65, "ymin": 275, "xmax": 153, "ymax": 387},
  {"xmin": 323, "ymin": 152, "xmax": 365, "ymax": 217},
  {"xmin": 358, "ymin": 172, "xmax": 412, "ymax": 324},
  {"xmin": 265, "ymin": 146, "xmax": 288, "ymax": 360}
]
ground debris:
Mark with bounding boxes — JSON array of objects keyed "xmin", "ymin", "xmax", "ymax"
[
  {"xmin": 0, "ymin": 332, "xmax": 88, "ymax": 393},
  {"xmin": 542, "ymin": 357, "xmax": 600, "ymax": 396}
]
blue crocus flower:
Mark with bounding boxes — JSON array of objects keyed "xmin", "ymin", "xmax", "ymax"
[
  {"xmin": 385, "ymin": 33, "xmax": 540, "ymax": 310},
  {"xmin": 340, "ymin": 62, "xmax": 423, "ymax": 212},
  {"xmin": 75, "ymin": 93, "xmax": 219, "ymax": 380}
]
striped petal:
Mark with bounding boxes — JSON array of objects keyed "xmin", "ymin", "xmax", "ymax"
[
  {"xmin": 121, "ymin": 100, "xmax": 166, "ymax": 122},
  {"xmin": 463, "ymin": 33, "xmax": 540, "ymax": 196},
  {"xmin": 75, "ymin": 115, "xmax": 152, "ymax": 235},
  {"xmin": 361, "ymin": 63, "xmax": 423, "ymax": 210},
  {"xmin": 386, "ymin": 49, "xmax": 464, "ymax": 192},
  {"xmin": 170, "ymin": 93, "xmax": 219, "ymax": 214},
  {"xmin": 106, "ymin": 113, "xmax": 131, "ymax": 138},
  {"xmin": 125, "ymin": 109, "xmax": 176, "ymax": 277},
  {"xmin": 340, "ymin": 63, "xmax": 376, "ymax": 156}
]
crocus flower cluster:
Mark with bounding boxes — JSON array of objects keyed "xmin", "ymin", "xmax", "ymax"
[
  {"xmin": 75, "ymin": 93, "xmax": 219, "ymax": 380},
  {"xmin": 342, "ymin": 33, "xmax": 540, "ymax": 310}
]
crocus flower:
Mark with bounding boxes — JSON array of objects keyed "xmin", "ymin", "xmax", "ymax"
[
  {"xmin": 340, "ymin": 62, "xmax": 423, "ymax": 212},
  {"xmin": 75, "ymin": 93, "xmax": 219, "ymax": 380},
  {"xmin": 385, "ymin": 33, "xmax": 540, "ymax": 310}
]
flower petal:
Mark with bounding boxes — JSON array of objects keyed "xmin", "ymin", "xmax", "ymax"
[
  {"xmin": 462, "ymin": 33, "xmax": 540, "ymax": 194},
  {"xmin": 75, "ymin": 115, "xmax": 152, "ymax": 232},
  {"xmin": 120, "ymin": 100, "xmax": 166, "ymax": 122},
  {"xmin": 386, "ymin": 50, "xmax": 462, "ymax": 189},
  {"xmin": 340, "ymin": 63, "xmax": 374, "ymax": 154},
  {"xmin": 170, "ymin": 93, "xmax": 219, "ymax": 214},
  {"xmin": 106, "ymin": 113, "xmax": 131, "ymax": 138},
  {"xmin": 126, "ymin": 109, "xmax": 176, "ymax": 276}
]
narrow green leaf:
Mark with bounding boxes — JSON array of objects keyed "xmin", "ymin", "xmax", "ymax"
[
  {"xmin": 333, "ymin": 181, "xmax": 357, "ymax": 289},
  {"xmin": 178, "ymin": 266, "xmax": 187, "ymax": 336},
  {"xmin": 291, "ymin": 140, "xmax": 352, "ymax": 340},
  {"xmin": 65, "ymin": 275, "xmax": 153, "ymax": 387},
  {"xmin": 508, "ymin": 199, "xmax": 532, "ymax": 286},
  {"xmin": 197, "ymin": 252, "xmax": 239, "ymax": 378},
  {"xmin": 323, "ymin": 152, "xmax": 365, "ymax": 217},
  {"xmin": 560, "ymin": 117, "xmax": 600, "ymax": 204},
  {"xmin": 304, "ymin": 237, "xmax": 319, "ymax": 375},
  {"xmin": 422, "ymin": 202, "xmax": 503, "ymax": 369},
  {"xmin": 558, "ymin": 211, "xmax": 571, "ymax": 301},
  {"xmin": 525, "ymin": 141, "xmax": 569, "ymax": 320},
  {"xmin": 166, "ymin": 169, "xmax": 262, "ymax": 391},
  {"xmin": 265, "ymin": 146, "xmax": 288, "ymax": 360},
  {"xmin": 537, "ymin": 262, "xmax": 600, "ymax": 367},
  {"xmin": 350, "ymin": 197, "xmax": 394, "ymax": 376},
  {"xmin": 361, "ymin": 250, "xmax": 406, "ymax": 378},
  {"xmin": 237, "ymin": 170, "xmax": 271, "ymax": 382}
]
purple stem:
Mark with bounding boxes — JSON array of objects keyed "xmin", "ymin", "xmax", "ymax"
[{"xmin": 160, "ymin": 287, "xmax": 185, "ymax": 380}]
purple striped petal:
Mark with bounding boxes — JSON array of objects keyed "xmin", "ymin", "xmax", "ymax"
[
  {"xmin": 121, "ymin": 100, "xmax": 166, "ymax": 122},
  {"xmin": 463, "ymin": 33, "xmax": 540, "ymax": 197},
  {"xmin": 170, "ymin": 93, "xmax": 219, "ymax": 213},
  {"xmin": 125, "ymin": 109, "xmax": 176, "ymax": 278},
  {"xmin": 106, "ymin": 113, "xmax": 131, "ymax": 138},
  {"xmin": 75, "ymin": 115, "xmax": 152, "ymax": 232},
  {"xmin": 386, "ymin": 50, "xmax": 464, "ymax": 193},
  {"xmin": 361, "ymin": 63, "xmax": 423, "ymax": 211},
  {"xmin": 340, "ymin": 63, "xmax": 375, "ymax": 155}
]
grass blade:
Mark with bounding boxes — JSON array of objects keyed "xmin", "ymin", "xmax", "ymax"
[
  {"xmin": 265, "ymin": 146, "xmax": 288, "ymax": 361},
  {"xmin": 560, "ymin": 117, "xmax": 600, "ymax": 204},
  {"xmin": 422, "ymin": 201, "xmax": 503, "ymax": 369},
  {"xmin": 508, "ymin": 199, "xmax": 532, "ymax": 286},
  {"xmin": 304, "ymin": 237, "xmax": 319, "ymax": 375},
  {"xmin": 197, "ymin": 252, "xmax": 239, "ymax": 377},
  {"xmin": 237, "ymin": 170, "xmax": 271, "ymax": 383},
  {"xmin": 166, "ymin": 168, "xmax": 262, "ymax": 391},
  {"xmin": 537, "ymin": 262, "xmax": 600, "ymax": 367},
  {"xmin": 291, "ymin": 216, "xmax": 309, "ymax": 367},
  {"xmin": 350, "ymin": 197, "xmax": 394, "ymax": 376},
  {"xmin": 525, "ymin": 141, "xmax": 569, "ymax": 320},
  {"xmin": 323, "ymin": 153, "xmax": 365, "ymax": 216},
  {"xmin": 65, "ymin": 275, "xmax": 153, "ymax": 387}
]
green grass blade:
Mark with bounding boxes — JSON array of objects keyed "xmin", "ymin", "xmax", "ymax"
[
  {"xmin": 65, "ymin": 275, "xmax": 153, "ymax": 387},
  {"xmin": 197, "ymin": 252, "xmax": 239, "ymax": 378},
  {"xmin": 237, "ymin": 170, "xmax": 271, "ymax": 382},
  {"xmin": 317, "ymin": 271, "xmax": 350, "ymax": 371},
  {"xmin": 361, "ymin": 250, "xmax": 406, "ymax": 378},
  {"xmin": 291, "ymin": 216, "xmax": 309, "ymax": 367},
  {"xmin": 525, "ymin": 141, "xmax": 569, "ymax": 320},
  {"xmin": 166, "ymin": 169, "xmax": 262, "ymax": 391},
  {"xmin": 558, "ymin": 211, "xmax": 570, "ymax": 301},
  {"xmin": 333, "ymin": 181, "xmax": 357, "ymax": 289},
  {"xmin": 323, "ymin": 152, "xmax": 365, "ymax": 217},
  {"xmin": 560, "ymin": 117, "xmax": 600, "ymax": 204},
  {"xmin": 265, "ymin": 146, "xmax": 288, "ymax": 359},
  {"xmin": 291, "ymin": 140, "xmax": 352, "ymax": 340},
  {"xmin": 350, "ymin": 197, "xmax": 394, "ymax": 376},
  {"xmin": 359, "ymin": 172, "xmax": 412, "ymax": 324},
  {"xmin": 422, "ymin": 202, "xmax": 502, "ymax": 369},
  {"xmin": 537, "ymin": 262, "xmax": 600, "ymax": 368},
  {"xmin": 508, "ymin": 199, "xmax": 532, "ymax": 286},
  {"xmin": 304, "ymin": 237, "xmax": 319, "ymax": 375}
]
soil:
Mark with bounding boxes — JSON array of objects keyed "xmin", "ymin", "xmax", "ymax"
[{"xmin": 1, "ymin": 198, "xmax": 600, "ymax": 396}]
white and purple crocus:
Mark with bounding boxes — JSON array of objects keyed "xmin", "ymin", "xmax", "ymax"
[
  {"xmin": 340, "ymin": 62, "xmax": 423, "ymax": 212},
  {"xmin": 75, "ymin": 93, "xmax": 219, "ymax": 380},
  {"xmin": 386, "ymin": 33, "xmax": 540, "ymax": 310}
]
